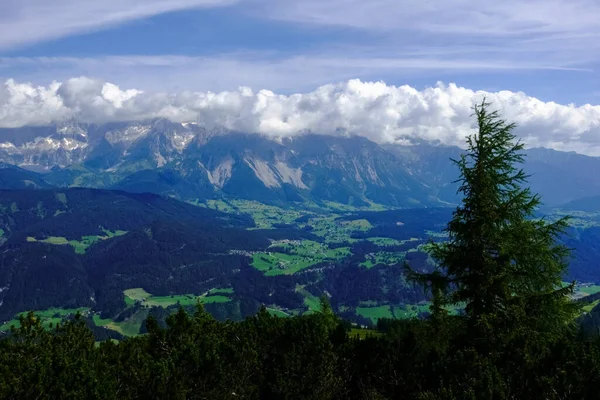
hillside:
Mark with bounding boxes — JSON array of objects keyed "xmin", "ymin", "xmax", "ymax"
[
  {"xmin": 0, "ymin": 188, "xmax": 271, "ymax": 320},
  {"xmin": 0, "ymin": 189, "xmax": 450, "ymax": 331},
  {"xmin": 0, "ymin": 164, "xmax": 53, "ymax": 190}
]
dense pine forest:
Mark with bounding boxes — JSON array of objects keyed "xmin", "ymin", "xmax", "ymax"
[{"xmin": 3, "ymin": 101, "xmax": 600, "ymax": 399}]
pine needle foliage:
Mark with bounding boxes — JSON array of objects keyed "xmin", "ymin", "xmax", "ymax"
[{"xmin": 407, "ymin": 99, "xmax": 577, "ymax": 348}]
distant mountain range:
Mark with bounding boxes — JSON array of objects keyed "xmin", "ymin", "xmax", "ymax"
[
  {"xmin": 1, "ymin": 120, "xmax": 600, "ymax": 209},
  {"xmin": 1, "ymin": 121, "xmax": 600, "ymax": 329}
]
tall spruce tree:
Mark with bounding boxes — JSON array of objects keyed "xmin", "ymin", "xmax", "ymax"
[{"xmin": 407, "ymin": 99, "xmax": 577, "ymax": 349}]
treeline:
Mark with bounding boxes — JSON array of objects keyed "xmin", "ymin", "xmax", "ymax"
[{"xmin": 2, "ymin": 303, "xmax": 600, "ymax": 399}]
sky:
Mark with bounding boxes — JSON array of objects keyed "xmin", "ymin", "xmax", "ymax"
[{"xmin": 1, "ymin": 0, "xmax": 600, "ymax": 155}]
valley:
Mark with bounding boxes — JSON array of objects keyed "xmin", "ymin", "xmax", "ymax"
[
  {"xmin": 2, "ymin": 190, "xmax": 599, "ymax": 338},
  {"xmin": 2, "ymin": 124, "xmax": 600, "ymax": 339}
]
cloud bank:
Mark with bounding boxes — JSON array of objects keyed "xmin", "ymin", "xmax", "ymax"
[{"xmin": 2, "ymin": 77, "xmax": 600, "ymax": 156}]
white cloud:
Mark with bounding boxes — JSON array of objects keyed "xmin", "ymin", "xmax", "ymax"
[
  {"xmin": 2, "ymin": 77, "xmax": 600, "ymax": 156},
  {"xmin": 0, "ymin": 0, "xmax": 238, "ymax": 50}
]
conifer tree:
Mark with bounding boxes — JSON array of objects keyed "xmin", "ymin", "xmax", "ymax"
[{"xmin": 407, "ymin": 99, "xmax": 577, "ymax": 349}]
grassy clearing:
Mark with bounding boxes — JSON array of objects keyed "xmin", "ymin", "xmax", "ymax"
[
  {"xmin": 0, "ymin": 319, "xmax": 20, "ymax": 332},
  {"xmin": 123, "ymin": 288, "xmax": 152, "ymax": 301},
  {"xmin": 26, "ymin": 229, "xmax": 128, "ymax": 254},
  {"xmin": 123, "ymin": 288, "xmax": 232, "ymax": 308},
  {"xmin": 0, "ymin": 307, "xmax": 90, "ymax": 332},
  {"xmin": 366, "ymin": 237, "xmax": 403, "ymax": 246},
  {"xmin": 266, "ymin": 308, "xmax": 290, "ymax": 318},
  {"xmin": 360, "ymin": 252, "xmax": 404, "ymax": 268},
  {"xmin": 322, "ymin": 201, "xmax": 387, "ymax": 212},
  {"xmin": 209, "ymin": 287, "xmax": 234, "ymax": 294},
  {"xmin": 191, "ymin": 199, "xmax": 310, "ymax": 229},
  {"xmin": 579, "ymin": 285, "xmax": 600, "ymax": 295},
  {"xmin": 349, "ymin": 328, "xmax": 383, "ymax": 339},
  {"xmin": 393, "ymin": 304, "xmax": 430, "ymax": 319},
  {"xmin": 104, "ymin": 309, "xmax": 149, "ymax": 337},
  {"xmin": 206, "ymin": 199, "xmax": 237, "ymax": 213},
  {"xmin": 321, "ymin": 201, "xmax": 359, "ymax": 212},
  {"xmin": 55, "ymin": 192, "xmax": 68, "ymax": 205},
  {"xmin": 426, "ymin": 230, "xmax": 450, "ymax": 238},
  {"xmin": 367, "ymin": 237, "xmax": 422, "ymax": 247},
  {"xmin": 356, "ymin": 305, "xmax": 394, "ymax": 323},
  {"xmin": 93, "ymin": 314, "xmax": 112, "ymax": 327},
  {"xmin": 296, "ymin": 286, "xmax": 321, "ymax": 313},
  {"xmin": 583, "ymin": 299, "xmax": 600, "ymax": 313},
  {"xmin": 252, "ymin": 240, "xmax": 351, "ymax": 276},
  {"xmin": 99, "ymin": 289, "xmax": 229, "ymax": 337},
  {"xmin": 20, "ymin": 308, "xmax": 89, "ymax": 318},
  {"xmin": 309, "ymin": 215, "xmax": 351, "ymax": 241},
  {"xmin": 341, "ymin": 219, "xmax": 373, "ymax": 231},
  {"xmin": 308, "ymin": 215, "xmax": 378, "ymax": 243}
]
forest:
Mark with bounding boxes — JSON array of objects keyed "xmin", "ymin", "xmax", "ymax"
[{"xmin": 3, "ymin": 101, "xmax": 600, "ymax": 399}]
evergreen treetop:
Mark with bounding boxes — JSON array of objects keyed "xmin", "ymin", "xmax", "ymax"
[{"xmin": 407, "ymin": 99, "xmax": 577, "ymax": 347}]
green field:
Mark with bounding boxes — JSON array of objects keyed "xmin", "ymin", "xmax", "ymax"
[
  {"xmin": 583, "ymin": 299, "xmax": 600, "ymax": 313},
  {"xmin": 341, "ymin": 219, "xmax": 373, "ymax": 231},
  {"xmin": 266, "ymin": 308, "xmax": 291, "ymax": 318},
  {"xmin": 26, "ymin": 229, "xmax": 128, "ymax": 254},
  {"xmin": 296, "ymin": 286, "xmax": 321, "ymax": 313},
  {"xmin": 356, "ymin": 305, "xmax": 394, "ymax": 323},
  {"xmin": 308, "ymin": 215, "xmax": 367, "ymax": 243},
  {"xmin": 322, "ymin": 201, "xmax": 387, "ymax": 212},
  {"xmin": 209, "ymin": 287, "xmax": 234, "ymax": 295},
  {"xmin": 0, "ymin": 307, "xmax": 89, "ymax": 332},
  {"xmin": 104, "ymin": 309, "xmax": 150, "ymax": 337},
  {"xmin": 93, "ymin": 314, "xmax": 112, "ymax": 327},
  {"xmin": 360, "ymin": 252, "xmax": 404, "ymax": 268},
  {"xmin": 349, "ymin": 328, "xmax": 383, "ymax": 339},
  {"xmin": 366, "ymin": 237, "xmax": 404, "ymax": 246},
  {"xmin": 123, "ymin": 288, "xmax": 232, "ymax": 308},
  {"xmin": 231, "ymin": 200, "xmax": 306, "ymax": 229},
  {"xmin": 204, "ymin": 199, "xmax": 237, "ymax": 213},
  {"xmin": 96, "ymin": 288, "xmax": 234, "ymax": 337},
  {"xmin": 393, "ymin": 304, "xmax": 430, "ymax": 319},
  {"xmin": 123, "ymin": 288, "xmax": 152, "ymax": 301},
  {"xmin": 579, "ymin": 285, "xmax": 600, "ymax": 295},
  {"xmin": 252, "ymin": 240, "xmax": 351, "ymax": 276}
]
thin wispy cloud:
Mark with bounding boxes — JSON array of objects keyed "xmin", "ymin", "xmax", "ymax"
[
  {"xmin": 258, "ymin": 0, "xmax": 600, "ymax": 69},
  {"xmin": 261, "ymin": 0, "xmax": 599, "ymax": 36},
  {"xmin": 0, "ymin": 54, "xmax": 590, "ymax": 95},
  {"xmin": 1, "ymin": 0, "xmax": 599, "ymax": 72},
  {"xmin": 0, "ymin": 0, "xmax": 238, "ymax": 50}
]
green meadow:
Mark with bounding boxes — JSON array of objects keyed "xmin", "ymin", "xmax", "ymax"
[
  {"xmin": 252, "ymin": 240, "xmax": 351, "ymax": 276},
  {"xmin": 123, "ymin": 288, "xmax": 232, "ymax": 308},
  {"xmin": 26, "ymin": 228, "xmax": 128, "ymax": 254}
]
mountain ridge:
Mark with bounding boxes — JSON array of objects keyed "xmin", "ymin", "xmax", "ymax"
[{"xmin": 2, "ymin": 121, "xmax": 600, "ymax": 208}]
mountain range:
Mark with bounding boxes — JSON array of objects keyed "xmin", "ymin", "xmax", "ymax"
[
  {"xmin": 2, "ymin": 119, "xmax": 600, "ymax": 209},
  {"xmin": 1, "ymin": 119, "xmax": 600, "ymax": 331}
]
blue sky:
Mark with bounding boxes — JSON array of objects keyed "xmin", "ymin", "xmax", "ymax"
[{"xmin": 1, "ymin": 0, "xmax": 599, "ymax": 104}]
